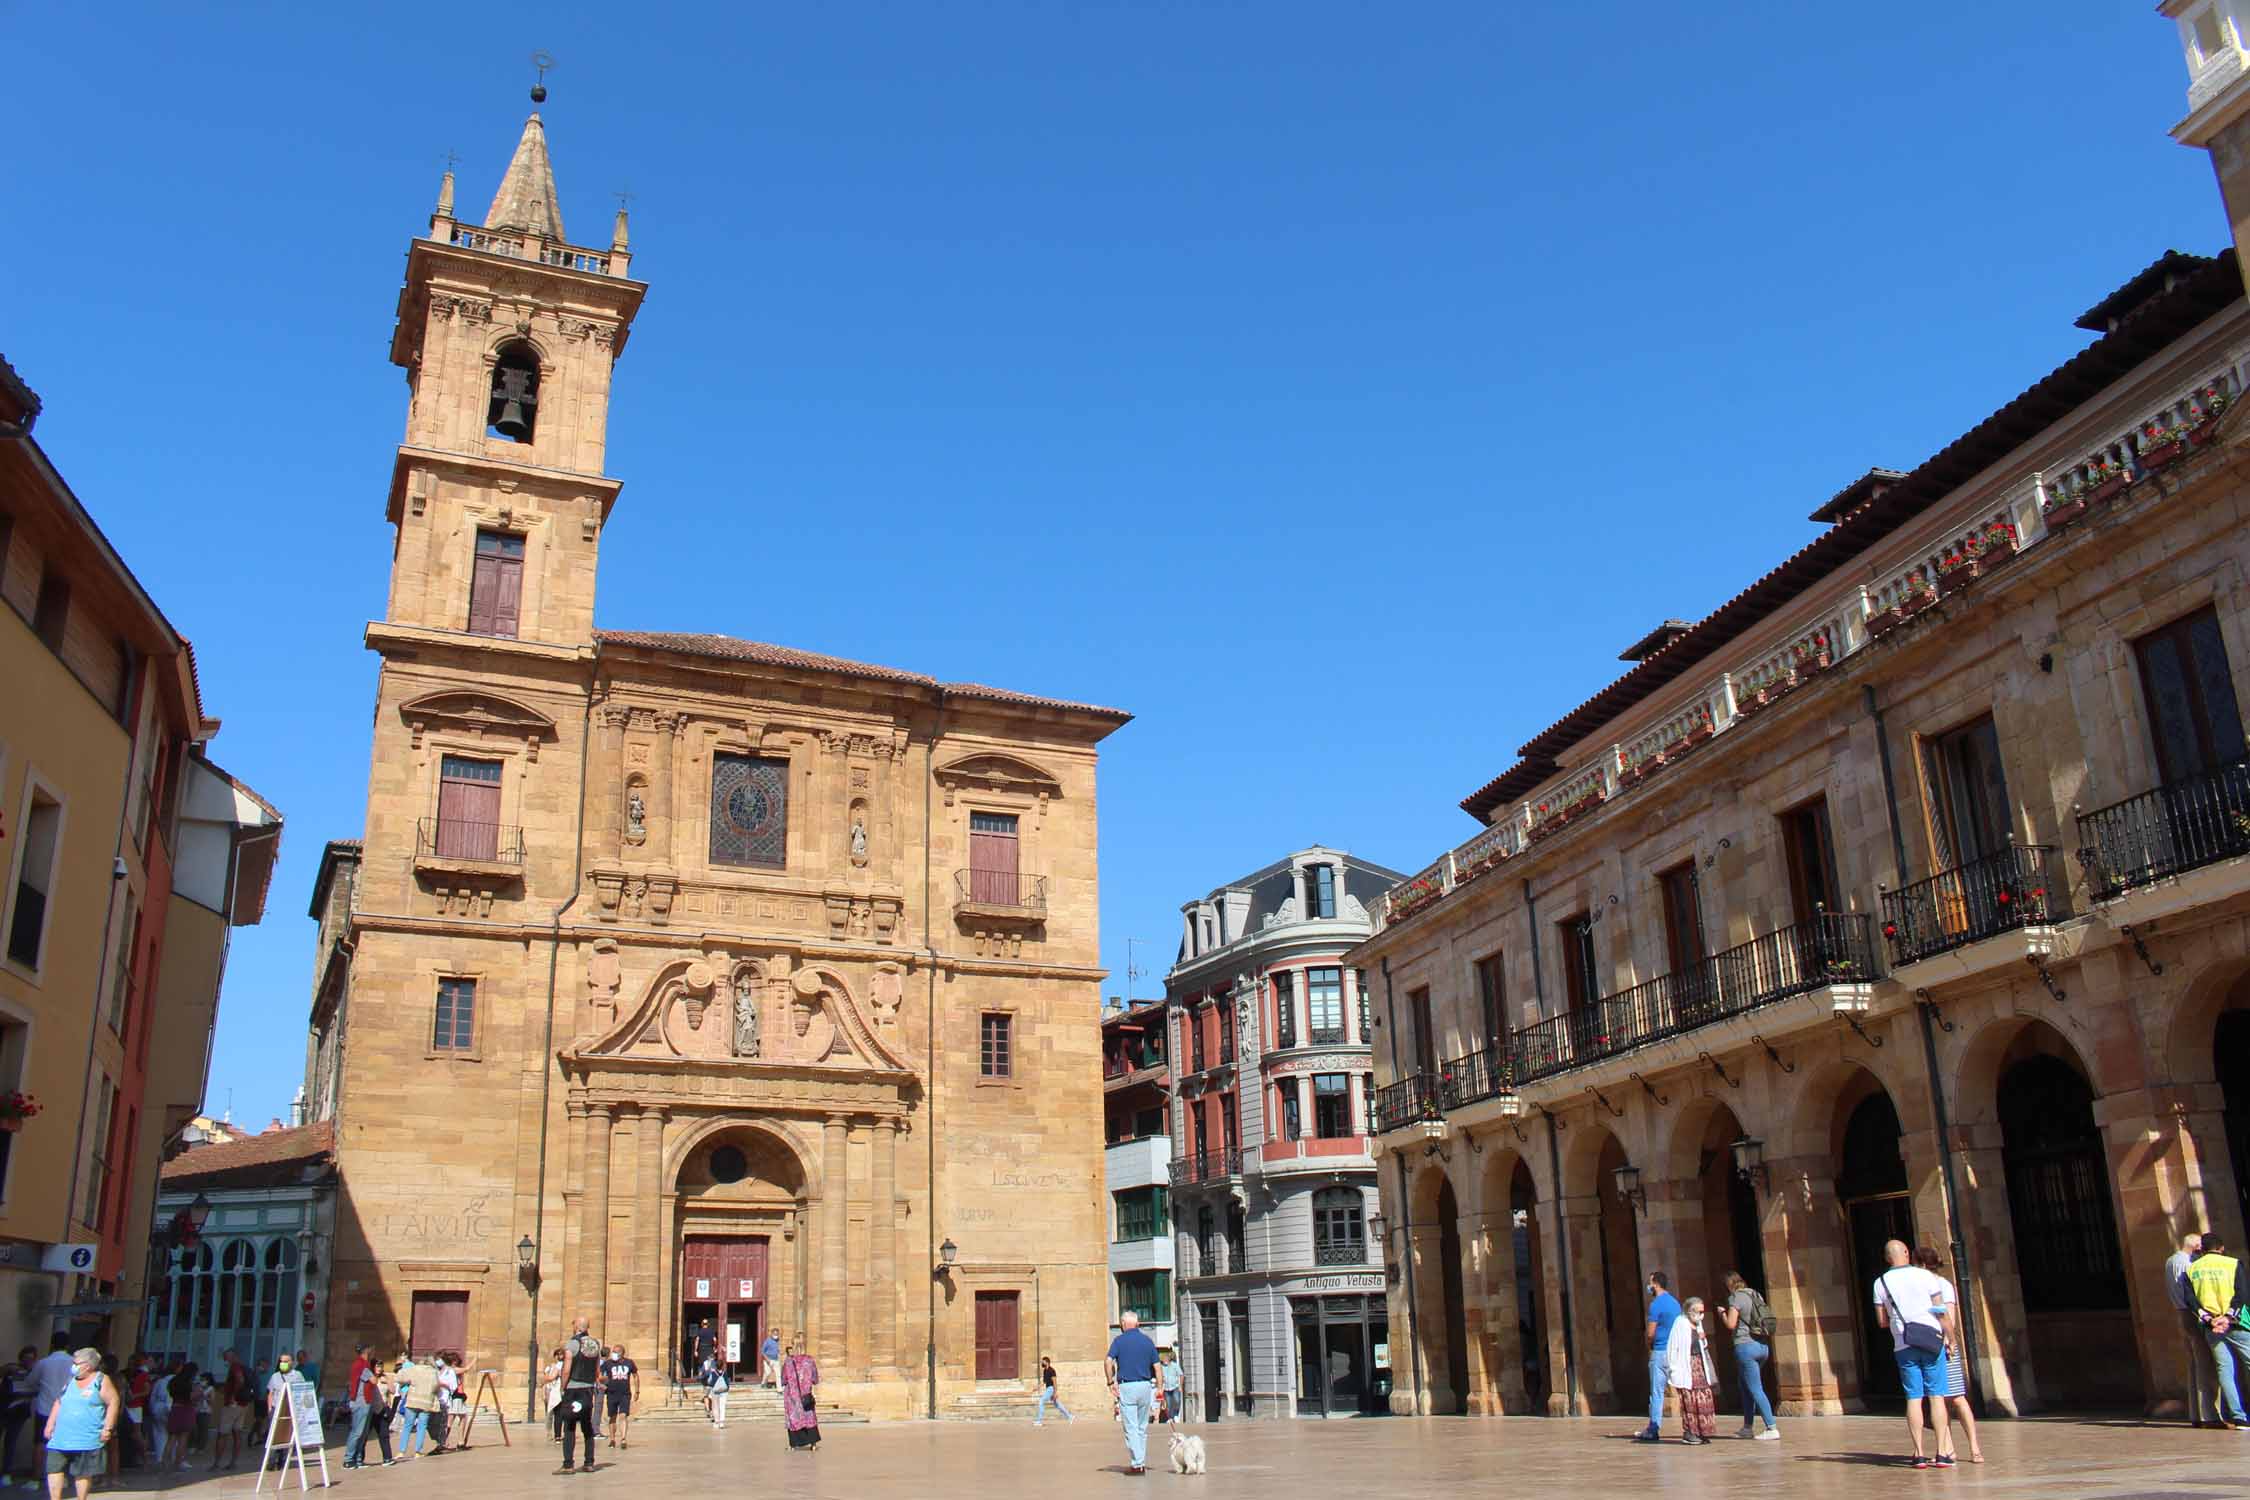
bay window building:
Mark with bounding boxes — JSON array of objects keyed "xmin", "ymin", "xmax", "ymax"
[{"xmin": 1164, "ymin": 846, "xmax": 1403, "ymax": 1419}]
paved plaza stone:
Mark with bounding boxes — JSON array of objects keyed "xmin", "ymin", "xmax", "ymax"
[{"xmin": 86, "ymin": 1414, "xmax": 2250, "ymax": 1499}]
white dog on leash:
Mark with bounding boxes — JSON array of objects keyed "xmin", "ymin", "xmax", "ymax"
[{"xmin": 1167, "ymin": 1432, "xmax": 1207, "ymax": 1475}]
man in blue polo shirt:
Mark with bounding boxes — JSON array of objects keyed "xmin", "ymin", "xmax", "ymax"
[
  {"xmin": 1638, "ymin": 1271, "xmax": 1681, "ymax": 1441},
  {"xmin": 1105, "ymin": 1311, "xmax": 1160, "ymax": 1474}
]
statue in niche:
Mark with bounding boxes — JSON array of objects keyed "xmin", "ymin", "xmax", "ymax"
[
  {"xmin": 850, "ymin": 817, "xmax": 868, "ymax": 862},
  {"xmin": 626, "ymin": 789, "xmax": 646, "ymax": 842},
  {"xmin": 732, "ymin": 970, "xmax": 761, "ymax": 1058}
]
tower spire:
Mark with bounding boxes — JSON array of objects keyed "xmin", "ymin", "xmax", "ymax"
[{"xmin": 485, "ymin": 112, "xmax": 566, "ymax": 242}]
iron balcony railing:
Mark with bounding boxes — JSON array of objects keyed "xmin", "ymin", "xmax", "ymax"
[
  {"xmin": 1372, "ymin": 1074, "xmax": 1442, "ymax": 1134},
  {"xmin": 2078, "ymin": 755, "xmax": 2250, "ymax": 899},
  {"xmin": 1512, "ymin": 911, "xmax": 1876, "ymax": 1084},
  {"xmin": 416, "ymin": 817, "xmax": 524, "ymax": 864},
  {"xmin": 1314, "ymin": 1238, "xmax": 1370, "ymax": 1267},
  {"xmin": 1168, "ymin": 1148, "xmax": 1243, "ymax": 1187},
  {"xmin": 1437, "ymin": 1042, "xmax": 1514, "ymax": 1111},
  {"xmin": 1308, "ymin": 1025, "xmax": 1347, "ymax": 1045},
  {"xmin": 1880, "ymin": 844, "xmax": 2058, "ymax": 967},
  {"xmin": 955, "ymin": 868, "xmax": 1048, "ymax": 911}
]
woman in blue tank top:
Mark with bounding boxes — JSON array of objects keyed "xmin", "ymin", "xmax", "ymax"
[{"xmin": 42, "ymin": 1349, "xmax": 118, "ymax": 1499}]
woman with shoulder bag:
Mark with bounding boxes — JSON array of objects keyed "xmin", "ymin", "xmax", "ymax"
[{"xmin": 780, "ymin": 1341, "xmax": 820, "ymax": 1452}]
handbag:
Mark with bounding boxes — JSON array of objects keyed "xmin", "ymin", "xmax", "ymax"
[
  {"xmin": 1881, "ymin": 1272, "xmax": 1947, "ymax": 1356},
  {"xmin": 803, "ymin": 1392, "xmax": 816, "ymax": 1413}
]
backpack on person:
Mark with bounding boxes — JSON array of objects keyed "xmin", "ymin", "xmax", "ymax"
[{"xmin": 1744, "ymin": 1287, "xmax": 1778, "ymax": 1338}]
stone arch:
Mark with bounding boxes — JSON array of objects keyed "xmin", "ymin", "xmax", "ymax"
[
  {"xmin": 1474, "ymin": 1142, "xmax": 1548, "ymax": 1413},
  {"xmin": 1406, "ymin": 1160, "xmax": 1468, "ymax": 1415},
  {"xmin": 2160, "ymin": 957, "xmax": 2250, "ymax": 1086},
  {"xmin": 664, "ymin": 1115, "xmax": 822, "ymax": 1203},
  {"xmin": 1951, "ymin": 1006, "xmax": 2128, "ymax": 1131}
]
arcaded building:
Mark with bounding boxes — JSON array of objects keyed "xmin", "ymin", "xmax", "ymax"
[
  {"xmin": 307, "ymin": 100, "xmax": 1127, "ymax": 1418},
  {"xmin": 1358, "ymin": 22, "xmax": 2250, "ymax": 1422}
]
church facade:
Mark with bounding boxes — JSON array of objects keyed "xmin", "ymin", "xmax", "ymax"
[{"xmin": 306, "ymin": 104, "xmax": 1127, "ymax": 1419}]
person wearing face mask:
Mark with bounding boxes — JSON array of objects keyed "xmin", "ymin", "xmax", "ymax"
[
  {"xmin": 1664, "ymin": 1297, "xmax": 1721, "ymax": 1444},
  {"xmin": 41, "ymin": 1350, "xmax": 118, "ymax": 1500},
  {"xmin": 259, "ymin": 1353, "xmax": 301, "ymax": 1473}
]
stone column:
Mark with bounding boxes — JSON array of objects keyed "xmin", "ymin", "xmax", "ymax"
[
  {"xmin": 1761, "ymin": 1154, "xmax": 1852, "ymax": 1415},
  {"xmin": 559, "ymin": 1099, "xmax": 586, "ymax": 1328},
  {"xmin": 648, "ymin": 711, "xmax": 682, "ymax": 867},
  {"xmin": 1556, "ymin": 1194, "xmax": 1614, "ymax": 1413},
  {"xmin": 1472, "ymin": 1195, "xmax": 1526, "ymax": 1415},
  {"xmin": 1952, "ymin": 1131, "xmax": 2032, "ymax": 1415},
  {"xmin": 594, "ymin": 704, "xmax": 629, "ymax": 853},
  {"xmin": 821, "ymin": 1114, "xmax": 849, "ymax": 1365},
  {"xmin": 636, "ymin": 1105, "xmax": 668, "ymax": 1357},
  {"xmin": 872, "ymin": 1118, "xmax": 900, "ymax": 1371},
  {"xmin": 582, "ymin": 1103, "xmax": 615, "ymax": 1334}
]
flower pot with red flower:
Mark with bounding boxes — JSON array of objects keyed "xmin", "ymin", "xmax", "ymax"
[
  {"xmin": 1792, "ymin": 635, "xmax": 1834, "ymax": 678},
  {"xmin": 2138, "ymin": 417, "xmax": 2190, "ymax": 473},
  {"xmin": 0, "ymin": 1092, "xmax": 40, "ymax": 1133},
  {"xmin": 2187, "ymin": 382, "xmax": 2232, "ymax": 448}
]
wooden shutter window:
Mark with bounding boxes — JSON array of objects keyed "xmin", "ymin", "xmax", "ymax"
[
  {"xmin": 436, "ymin": 756, "xmax": 503, "ymax": 860},
  {"xmin": 968, "ymin": 811, "xmax": 1020, "ymax": 905},
  {"xmin": 468, "ymin": 531, "xmax": 525, "ymax": 638}
]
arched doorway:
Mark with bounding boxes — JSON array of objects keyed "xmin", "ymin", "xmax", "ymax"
[
  {"xmin": 1436, "ymin": 1178, "xmax": 1468, "ymax": 1414},
  {"xmin": 1836, "ymin": 1083, "xmax": 1911, "ymax": 1405},
  {"xmin": 673, "ymin": 1127, "xmax": 808, "ymax": 1384},
  {"xmin": 1511, "ymin": 1160, "xmax": 1551, "ymax": 1411},
  {"xmin": 1998, "ymin": 1042, "xmax": 2134, "ymax": 1407},
  {"xmin": 1593, "ymin": 1132, "xmax": 1645, "ymax": 1417},
  {"xmin": 1690, "ymin": 1103, "xmax": 1766, "ymax": 1414},
  {"xmin": 2218, "ymin": 999, "xmax": 2250, "ymax": 1233}
]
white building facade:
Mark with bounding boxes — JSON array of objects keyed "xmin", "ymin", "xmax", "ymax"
[{"xmin": 1164, "ymin": 847, "xmax": 1402, "ymax": 1419}]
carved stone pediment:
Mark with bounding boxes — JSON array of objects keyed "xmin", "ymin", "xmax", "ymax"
[
  {"xmin": 401, "ymin": 690, "xmax": 559, "ymax": 758},
  {"xmin": 934, "ymin": 751, "xmax": 1062, "ymax": 807},
  {"xmin": 573, "ymin": 950, "xmax": 913, "ymax": 1075}
]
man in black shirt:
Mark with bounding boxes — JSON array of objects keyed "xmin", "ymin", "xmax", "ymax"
[
  {"xmin": 690, "ymin": 1320, "xmax": 716, "ymax": 1382},
  {"xmin": 556, "ymin": 1319, "xmax": 604, "ymax": 1475},
  {"xmin": 601, "ymin": 1345, "xmax": 639, "ymax": 1452}
]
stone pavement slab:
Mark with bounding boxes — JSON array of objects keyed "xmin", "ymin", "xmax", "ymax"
[{"xmin": 63, "ymin": 1413, "xmax": 2247, "ymax": 1500}]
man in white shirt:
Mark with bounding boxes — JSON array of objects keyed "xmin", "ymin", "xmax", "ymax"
[
  {"xmin": 2168, "ymin": 1231, "xmax": 2218, "ymax": 1426},
  {"xmin": 1872, "ymin": 1239, "xmax": 1956, "ymax": 1468}
]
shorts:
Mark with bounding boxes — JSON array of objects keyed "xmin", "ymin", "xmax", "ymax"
[
  {"xmin": 1895, "ymin": 1346, "xmax": 1947, "ymax": 1399},
  {"xmin": 46, "ymin": 1448, "xmax": 103, "ymax": 1481},
  {"xmin": 216, "ymin": 1403, "xmax": 248, "ymax": 1434},
  {"xmin": 605, "ymin": 1389, "xmax": 630, "ymax": 1416}
]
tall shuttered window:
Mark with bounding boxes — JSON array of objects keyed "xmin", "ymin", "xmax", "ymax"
[{"xmin": 466, "ymin": 531, "xmax": 524, "ymax": 638}]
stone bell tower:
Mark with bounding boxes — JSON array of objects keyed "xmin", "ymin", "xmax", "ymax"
[{"xmin": 379, "ymin": 104, "xmax": 647, "ymax": 646}]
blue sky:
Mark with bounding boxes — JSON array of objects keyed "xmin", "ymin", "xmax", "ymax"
[{"xmin": 8, "ymin": 3, "xmax": 2227, "ymax": 1128}]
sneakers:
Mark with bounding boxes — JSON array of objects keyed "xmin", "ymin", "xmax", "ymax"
[
  {"xmin": 1754, "ymin": 1428, "xmax": 1781, "ymax": 1441},
  {"xmin": 1910, "ymin": 1456, "xmax": 1931, "ymax": 1469},
  {"xmin": 1933, "ymin": 1454, "xmax": 1956, "ymax": 1468},
  {"xmin": 1735, "ymin": 1427, "xmax": 1755, "ymax": 1439}
]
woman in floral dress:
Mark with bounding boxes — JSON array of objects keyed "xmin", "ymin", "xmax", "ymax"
[
  {"xmin": 1665, "ymin": 1297, "xmax": 1720, "ymax": 1443},
  {"xmin": 780, "ymin": 1342, "xmax": 820, "ymax": 1451}
]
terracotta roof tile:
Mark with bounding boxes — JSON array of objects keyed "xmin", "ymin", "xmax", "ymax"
[
  {"xmin": 163, "ymin": 1121, "xmax": 335, "ymax": 1191},
  {"xmin": 941, "ymin": 681, "xmax": 1131, "ymax": 721}
]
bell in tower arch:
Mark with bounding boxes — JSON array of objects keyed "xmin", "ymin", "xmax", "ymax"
[{"xmin": 487, "ymin": 343, "xmax": 541, "ymax": 443}]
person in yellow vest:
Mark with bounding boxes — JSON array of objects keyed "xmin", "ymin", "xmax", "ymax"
[{"xmin": 2184, "ymin": 1233, "xmax": 2250, "ymax": 1429}]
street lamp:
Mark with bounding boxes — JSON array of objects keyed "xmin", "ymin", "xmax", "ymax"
[
  {"xmin": 934, "ymin": 1237, "xmax": 958, "ymax": 1280},
  {"xmin": 1731, "ymin": 1136, "xmax": 1769, "ymax": 1190},
  {"xmin": 516, "ymin": 1235, "xmax": 539, "ymax": 1286},
  {"xmin": 1612, "ymin": 1161, "xmax": 1646, "ymax": 1213}
]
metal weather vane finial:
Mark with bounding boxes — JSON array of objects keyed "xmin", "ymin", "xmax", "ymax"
[{"xmin": 530, "ymin": 50, "xmax": 555, "ymax": 105}]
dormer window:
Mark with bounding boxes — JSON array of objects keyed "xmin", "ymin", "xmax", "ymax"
[
  {"xmin": 487, "ymin": 342, "xmax": 541, "ymax": 443},
  {"xmin": 1306, "ymin": 863, "xmax": 1337, "ymax": 920},
  {"xmin": 2192, "ymin": 3, "xmax": 2238, "ymax": 63}
]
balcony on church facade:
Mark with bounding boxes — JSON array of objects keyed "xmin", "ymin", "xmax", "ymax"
[
  {"xmin": 953, "ymin": 867, "xmax": 1048, "ymax": 922},
  {"xmin": 413, "ymin": 816, "xmax": 525, "ymax": 876}
]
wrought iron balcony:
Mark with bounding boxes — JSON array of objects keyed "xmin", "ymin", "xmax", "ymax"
[
  {"xmin": 1168, "ymin": 1149, "xmax": 1243, "ymax": 1187},
  {"xmin": 1437, "ymin": 1043, "xmax": 1515, "ymax": 1111},
  {"xmin": 1513, "ymin": 912, "xmax": 1876, "ymax": 1084},
  {"xmin": 1880, "ymin": 844, "xmax": 2058, "ymax": 967},
  {"xmin": 1308, "ymin": 1026, "xmax": 1347, "ymax": 1046},
  {"xmin": 1314, "ymin": 1239, "xmax": 1370, "ymax": 1267},
  {"xmin": 2078, "ymin": 756, "xmax": 2250, "ymax": 900},
  {"xmin": 415, "ymin": 817, "xmax": 524, "ymax": 866},
  {"xmin": 954, "ymin": 868, "xmax": 1047, "ymax": 916},
  {"xmin": 1372, "ymin": 1074, "xmax": 1442, "ymax": 1134}
]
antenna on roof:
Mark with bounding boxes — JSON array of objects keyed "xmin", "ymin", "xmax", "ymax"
[{"xmin": 1125, "ymin": 937, "xmax": 1148, "ymax": 1003}]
